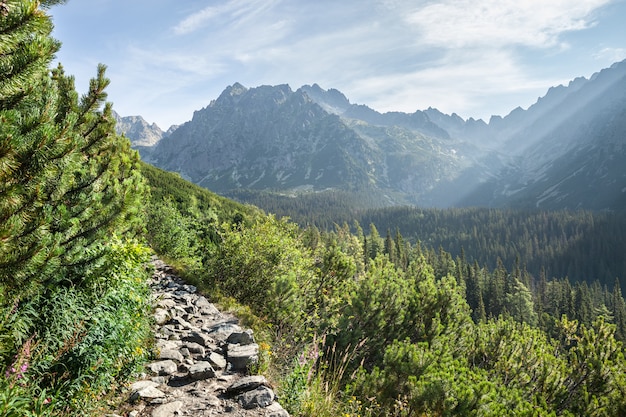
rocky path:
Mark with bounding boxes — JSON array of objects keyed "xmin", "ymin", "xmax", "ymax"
[{"xmin": 108, "ymin": 258, "xmax": 289, "ymax": 417}]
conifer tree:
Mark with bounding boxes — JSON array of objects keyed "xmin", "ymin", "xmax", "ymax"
[
  {"xmin": 1, "ymin": 0, "xmax": 67, "ymax": 292},
  {"xmin": 612, "ymin": 278, "xmax": 626, "ymax": 340},
  {"xmin": 0, "ymin": 0, "xmax": 145, "ymax": 294}
]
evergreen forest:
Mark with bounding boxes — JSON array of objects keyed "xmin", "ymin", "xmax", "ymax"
[{"xmin": 3, "ymin": 1, "xmax": 626, "ymax": 416}]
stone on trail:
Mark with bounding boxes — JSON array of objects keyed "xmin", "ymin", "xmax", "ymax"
[
  {"xmin": 207, "ymin": 351, "xmax": 227, "ymax": 370},
  {"xmin": 153, "ymin": 308, "xmax": 170, "ymax": 325},
  {"xmin": 183, "ymin": 341, "xmax": 206, "ymax": 356},
  {"xmin": 182, "ymin": 330, "xmax": 213, "ymax": 347},
  {"xmin": 196, "ymin": 296, "xmax": 220, "ymax": 315},
  {"xmin": 188, "ymin": 362, "xmax": 216, "ymax": 380},
  {"xmin": 207, "ymin": 322, "xmax": 243, "ymax": 341},
  {"xmin": 151, "ymin": 400, "xmax": 183, "ymax": 417},
  {"xmin": 113, "ymin": 260, "xmax": 291, "ymax": 417},
  {"xmin": 131, "ymin": 380, "xmax": 160, "ymax": 392},
  {"xmin": 133, "ymin": 386, "xmax": 166, "ymax": 400},
  {"xmin": 226, "ymin": 329, "xmax": 255, "ymax": 345},
  {"xmin": 158, "ymin": 349, "xmax": 184, "ymax": 363},
  {"xmin": 238, "ymin": 386, "xmax": 275, "ymax": 409},
  {"xmin": 226, "ymin": 375, "xmax": 268, "ymax": 395},
  {"xmin": 265, "ymin": 402, "xmax": 291, "ymax": 417},
  {"xmin": 227, "ymin": 343, "xmax": 259, "ymax": 371},
  {"xmin": 148, "ymin": 360, "xmax": 178, "ymax": 376}
]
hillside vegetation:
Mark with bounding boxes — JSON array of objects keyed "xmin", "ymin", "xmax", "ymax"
[
  {"xmin": 1, "ymin": 1, "xmax": 152, "ymax": 414},
  {"xmin": 3, "ymin": 2, "xmax": 626, "ymax": 417},
  {"xmin": 146, "ymin": 168, "xmax": 626, "ymax": 416}
]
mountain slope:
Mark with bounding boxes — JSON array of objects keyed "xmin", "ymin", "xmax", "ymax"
[
  {"xmin": 459, "ymin": 60, "xmax": 626, "ymax": 209},
  {"xmin": 147, "ymin": 83, "xmax": 471, "ymax": 206},
  {"xmin": 129, "ymin": 59, "xmax": 626, "ymax": 211}
]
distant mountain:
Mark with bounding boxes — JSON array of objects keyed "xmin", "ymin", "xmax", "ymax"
[
  {"xmin": 113, "ymin": 111, "xmax": 178, "ymax": 159},
  {"xmin": 145, "ymin": 82, "xmax": 474, "ymax": 207},
  {"xmin": 127, "ymin": 59, "xmax": 626, "ymax": 211},
  {"xmin": 458, "ymin": 60, "xmax": 626, "ymax": 210}
]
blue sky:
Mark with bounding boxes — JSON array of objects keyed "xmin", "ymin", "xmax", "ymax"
[{"xmin": 49, "ymin": 0, "xmax": 626, "ymax": 129}]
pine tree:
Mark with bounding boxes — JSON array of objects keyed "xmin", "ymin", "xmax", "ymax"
[
  {"xmin": 0, "ymin": 1, "xmax": 145, "ymax": 294},
  {"xmin": 612, "ymin": 278, "xmax": 626, "ymax": 341},
  {"xmin": 466, "ymin": 262, "xmax": 486, "ymax": 322},
  {"xmin": 367, "ymin": 223, "xmax": 382, "ymax": 260},
  {"xmin": 384, "ymin": 228, "xmax": 396, "ymax": 264},
  {"xmin": 49, "ymin": 64, "xmax": 146, "ymax": 283},
  {"xmin": 1, "ymin": 0, "xmax": 67, "ymax": 292}
]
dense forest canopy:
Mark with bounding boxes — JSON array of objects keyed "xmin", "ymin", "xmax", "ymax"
[
  {"xmin": 228, "ymin": 190, "xmax": 626, "ymax": 292},
  {"xmin": 143, "ymin": 166, "xmax": 626, "ymax": 416}
]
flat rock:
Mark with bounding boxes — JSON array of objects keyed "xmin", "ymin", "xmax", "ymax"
[
  {"xmin": 135, "ymin": 386, "xmax": 165, "ymax": 400},
  {"xmin": 207, "ymin": 351, "xmax": 227, "ymax": 370},
  {"xmin": 238, "ymin": 386, "xmax": 275, "ymax": 409},
  {"xmin": 153, "ymin": 308, "xmax": 170, "ymax": 325},
  {"xmin": 158, "ymin": 349, "xmax": 184, "ymax": 363},
  {"xmin": 265, "ymin": 402, "xmax": 290, "ymax": 417},
  {"xmin": 227, "ymin": 329, "xmax": 255, "ymax": 345},
  {"xmin": 196, "ymin": 299, "xmax": 220, "ymax": 316},
  {"xmin": 169, "ymin": 316, "xmax": 193, "ymax": 330},
  {"xmin": 183, "ymin": 331, "xmax": 213, "ymax": 347},
  {"xmin": 226, "ymin": 375, "xmax": 268, "ymax": 395},
  {"xmin": 188, "ymin": 362, "xmax": 216, "ymax": 380},
  {"xmin": 183, "ymin": 341, "xmax": 206, "ymax": 356},
  {"xmin": 131, "ymin": 380, "xmax": 160, "ymax": 392},
  {"xmin": 227, "ymin": 343, "xmax": 259, "ymax": 371},
  {"xmin": 207, "ymin": 323, "xmax": 243, "ymax": 341},
  {"xmin": 151, "ymin": 400, "xmax": 183, "ymax": 417},
  {"xmin": 148, "ymin": 360, "xmax": 178, "ymax": 376}
]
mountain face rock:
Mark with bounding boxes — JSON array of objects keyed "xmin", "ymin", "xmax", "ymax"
[
  {"xmin": 114, "ymin": 111, "xmax": 177, "ymax": 159},
  {"xmin": 136, "ymin": 59, "xmax": 626, "ymax": 211},
  {"xmin": 458, "ymin": 59, "xmax": 626, "ymax": 210},
  {"xmin": 147, "ymin": 83, "xmax": 470, "ymax": 205}
]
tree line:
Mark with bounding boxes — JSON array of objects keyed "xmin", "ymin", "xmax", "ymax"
[{"xmin": 143, "ymin": 171, "xmax": 626, "ymax": 415}]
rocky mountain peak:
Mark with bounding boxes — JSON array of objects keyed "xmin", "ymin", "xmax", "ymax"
[
  {"xmin": 122, "ymin": 59, "xmax": 626, "ymax": 211},
  {"xmin": 299, "ymin": 84, "xmax": 351, "ymax": 114},
  {"xmin": 113, "ymin": 111, "xmax": 164, "ymax": 147}
]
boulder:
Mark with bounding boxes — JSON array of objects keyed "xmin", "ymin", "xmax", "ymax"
[
  {"xmin": 238, "ymin": 386, "xmax": 275, "ymax": 409},
  {"xmin": 153, "ymin": 308, "xmax": 170, "ymax": 325},
  {"xmin": 183, "ymin": 342, "xmax": 205, "ymax": 356},
  {"xmin": 148, "ymin": 360, "xmax": 178, "ymax": 376},
  {"xmin": 226, "ymin": 375, "xmax": 268, "ymax": 395},
  {"xmin": 151, "ymin": 400, "xmax": 183, "ymax": 417},
  {"xmin": 183, "ymin": 331, "xmax": 213, "ymax": 347},
  {"xmin": 188, "ymin": 362, "xmax": 216, "ymax": 380},
  {"xmin": 226, "ymin": 329, "xmax": 255, "ymax": 345},
  {"xmin": 207, "ymin": 351, "xmax": 227, "ymax": 370},
  {"xmin": 158, "ymin": 349, "xmax": 184, "ymax": 363},
  {"xmin": 227, "ymin": 343, "xmax": 259, "ymax": 371}
]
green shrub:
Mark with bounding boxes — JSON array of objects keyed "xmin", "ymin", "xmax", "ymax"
[{"xmin": 0, "ymin": 238, "xmax": 153, "ymax": 416}]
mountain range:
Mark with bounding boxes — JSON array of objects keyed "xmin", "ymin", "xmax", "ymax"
[{"xmin": 116, "ymin": 59, "xmax": 626, "ymax": 211}]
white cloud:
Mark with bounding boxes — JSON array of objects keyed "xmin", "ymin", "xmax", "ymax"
[
  {"xmin": 172, "ymin": 0, "xmax": 282, "ymax": 35},
  {"xmin": 402, "ymin": 0, "xmax": 612, "ymax": 49},
  {"xmin": 52, "ymin": 0, "xmax": 623, "ymax": 128},
  {"xmin": 594, "ymin": 47, "xmax": 626, "ymax": 63},
  {"xmin": 173, "ymin": 7, "xmax": 223, "ymax": 35},
  {"xmin": 343, "ymin": 49, "xmax": 554, "ymax": 118}
]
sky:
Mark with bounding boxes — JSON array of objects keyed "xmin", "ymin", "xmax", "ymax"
[{"xmin": 49, "ymin": 0, "xmax": 626, "ymax": 130}]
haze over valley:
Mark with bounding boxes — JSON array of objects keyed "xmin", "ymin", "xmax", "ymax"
[{"xmin": 118, "ymin": 59, "xmax": 626, "ymax": 212}]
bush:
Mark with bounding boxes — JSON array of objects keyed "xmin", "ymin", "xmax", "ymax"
[{"xmin": 0, "ymin": 238, "xmax": 153, "ymax": 416}]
